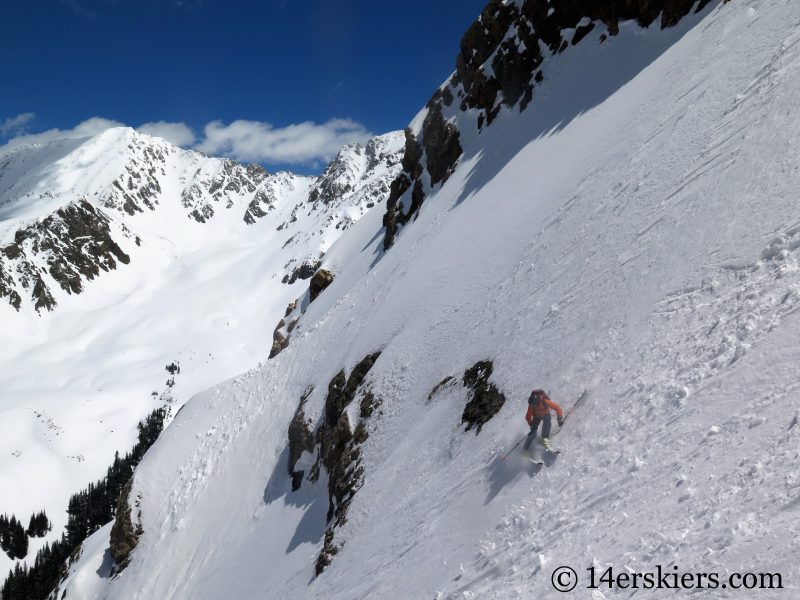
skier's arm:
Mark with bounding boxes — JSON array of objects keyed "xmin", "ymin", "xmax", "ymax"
[
  {"xmin": 525, "ymin": 404, "xmax": 533, "ymax": 426},
  {"xmin": 545, "ymin": 398, "xmax": 563, "ymax": 419}
]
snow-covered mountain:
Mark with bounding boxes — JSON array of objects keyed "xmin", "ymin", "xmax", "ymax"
[
  {"xmin": 278, "ymin": 132, "xmax": 404, "ymax": 284},
  {"xmin": 0, "ymin": 127, "xmax": 403, "ymax": 314},
  {"xmin": 8, "ymin": 0, "xmax": 800, "ymax": 598},
  {"xmin": 0, "ymin": 127, "xmax": 403, "ymax": 578}
]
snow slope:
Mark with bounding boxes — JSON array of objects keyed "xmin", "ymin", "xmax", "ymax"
[
  {"xmin": 60, "ymin": 1, "xmax": 800, "ymax": 598},
  {"xmin": 0, "ymin": 128, "xmax": 402, "ymax": 576}
]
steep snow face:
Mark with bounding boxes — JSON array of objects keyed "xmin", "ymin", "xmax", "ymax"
[
  {"xmin": 0, "ymin": 128, "xmax": 401, "ymax": 576},
  {"xmin": 58, "ymin": 1, "xmax": 800, "ymax": 599}
]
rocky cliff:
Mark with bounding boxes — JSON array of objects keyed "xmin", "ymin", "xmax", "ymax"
[{"xmin": 382, "ymin": 0, "xmax": 724, "ymax": 250}]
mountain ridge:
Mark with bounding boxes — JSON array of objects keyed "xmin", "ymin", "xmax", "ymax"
[{"xmin": 0, "ymin": 127, "xmax": 403, "ymax": 314}]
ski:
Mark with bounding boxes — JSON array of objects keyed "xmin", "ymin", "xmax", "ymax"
[{"xmin": 524, "ymin": 450, "xmax": 544, "ymax": 465}]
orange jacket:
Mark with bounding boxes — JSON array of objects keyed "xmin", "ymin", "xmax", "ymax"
[{"xmin": 526, "ymin": 397, "xmax": 563, "ymax": 425}]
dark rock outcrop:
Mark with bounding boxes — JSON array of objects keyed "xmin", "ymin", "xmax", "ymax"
[
  {"xmin": 282, "ymin": 260, "xmax": 322, "ymax": 285},
  {"xmin": 1, "ymin": 199, "xmax": 131, "ymax": 312},
  {"xmin": 359, "ymin": 390, "xmax": 382, "ymax": 419},
  {"xmin": 315, "ymin": 529, "xmax": 339, "ymax": 576},
  {"xmin": 269, "ymin": 301, "xmax": 298, "ymax": 359},
  {"xmin": 0, "ymin": 262, "xmax": 22, "ymax": 311},
  {"xmin": 316, "ymin": 352, "xmax": 382, "ymax": 522},
  {"xmin": 242, "ymin": 169, "xmax": 308, "ymax": 226},
  {"xmin": 183, "ymin": 159, "xmax": 269, "ymax": 224},
  {"xmin": 382, "ymin": 129, "xmax": 428, "ymax": 251},
  {"xmin": 422, "ymin": 102, "xmax": 463, "ymax": 187},
  {"xmin": 107, "ymin": 145, "xmax": 165, "ymax": 216},
  {"xmin": 108, "ymin": 479, "xmax": 142, "ymax": 573},
  {"xmin": 269, "ymin": 266, "xmax": 334, "ymax": 360},
  {"xmin": 269, "ymin": 329, "xmax": 288, "ymax": 360},
  {"xmin": 287, "ymin": 387, "xmax": 316, "ymax": 491},
  {"xmin": 455, "ymin": 0, "xmax": 715, "ymax": 126},
  {"xmin": 32, "ymin": 275, "xmax": 56, "ymax": 312},
  {"xmin": 309, "ymin": 268, "xmax": 334, "ymax": 302},
  {"xmin": 382, "ymin": 0, "xmax": 724, "ymax": 251},
  {"xmin": 307, "ymin": 352, "xmax": 382, "ymax": 575},
  {"xmin": 461, "ymin": 360, "xmax": 506, "ymax": 434},
  {"xmin": 242, "ymin": 189, "xmax": 272, "ymax": 224}
]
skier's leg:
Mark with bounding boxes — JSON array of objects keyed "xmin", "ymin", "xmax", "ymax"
[
  {"xmin": 523, "ymin": 418, "xmax": 541, "ymax": 450},
  {"xmin": 541, "ymin": 414, "xmax": 552, "ymax": 439}
]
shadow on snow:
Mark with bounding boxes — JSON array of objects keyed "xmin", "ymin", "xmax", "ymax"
[{"xmin": 262, "ymin": 446, "xmax": 327, "ymax": 554}]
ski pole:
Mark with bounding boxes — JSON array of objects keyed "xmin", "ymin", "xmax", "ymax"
[{"xmin": 501, "ymin": 432, "xmax": 530, "ymax": 460}]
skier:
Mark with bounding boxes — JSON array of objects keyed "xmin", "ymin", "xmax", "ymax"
[{"xmin": 523, "ymin": 389, "xmax": 564, "ymax": 453}]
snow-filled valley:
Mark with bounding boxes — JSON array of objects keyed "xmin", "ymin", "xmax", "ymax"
[
  {"xmin": 5, "ymin": 0, "xmax": 800, "ymax": 598},
  {"xmin": 0, "ymin": 126, "xmax": 403, "ymax": 578}
]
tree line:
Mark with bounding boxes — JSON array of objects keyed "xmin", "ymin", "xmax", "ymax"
[{"xmin": 1, "ymin": 407, "xmax": 168, "ymax": 600}]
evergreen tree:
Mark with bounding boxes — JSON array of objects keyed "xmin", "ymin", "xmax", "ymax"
[
  {"xmin": 1, "ymin": 406, "xmax": 169, "ymax": 600},
  {"xmin": 0, "ymin": 515, "xmax": 8, "ymax": 552},
  {"xmin": 2, "ymin": 517, "xmax": 27, "ymax": 560},
  {"xmin": 26, "ymin": 511, "xmax": 50, "ymax": 538}
]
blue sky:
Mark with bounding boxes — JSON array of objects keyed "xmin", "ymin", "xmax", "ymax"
[{"xmin": 0, "ymin": 0, "xmax": 487, "ymax": 173}]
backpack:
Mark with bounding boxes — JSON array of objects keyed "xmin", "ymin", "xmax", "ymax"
[{"xmin": 528, "ymin": 389, "xmax": 545, "ymax": 407}]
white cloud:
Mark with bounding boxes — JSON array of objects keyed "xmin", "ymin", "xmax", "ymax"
[
  {"xmin": 0, "ymin": 117, "xmax": 123, "ymax": 154},
  {"xmin": 0, "ymin": 112, "xmax": 36, "ymax": 136},
  {"xmin": 138, "ymin": 121, "xmax": 197, "ymax": 147},
  {"xmin": 0, "ymin": 115, "xmax": 374, "ymax": 168},
  {"xmin": 196, "ymin": 118, "xmax": 373, "ymax": 165}
]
